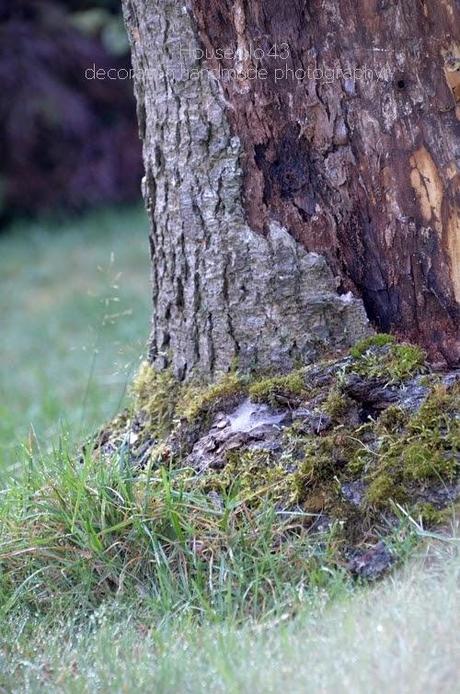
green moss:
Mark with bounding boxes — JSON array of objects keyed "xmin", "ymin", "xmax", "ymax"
[
  {"xmin": 366, "ymin": 473, "xmax": 405, "ymax": 507},
  {"xmin": 406, "ymin": 385, "xmax": 460, "ymax": 469},
  {"xmin": 347, "ymin": 450, "xmax": 368, "ymax": 475},
  {"xmin": 199, "ymin": 427, "xmax": 367, "ymax": 515},
  {"xmin": 132, "ymin": 365, "xmax": 249, "ymax": 429},
  {"xmin": 177, "ymin": 372, "xmax": 246, "ymax": 421},
  {"xmin": 364, "ymin": 437, "xmax": 456, "ymax": 508},
  {"xmin": 350, "ymin": 333, "xmax": 395, "ymax": 358},
  {"xmin": 403, "ymin": 442, "xmax": 456, "ymax": 482},
  {"xmin": 412, "ymin": 502, "xmax": 445, "ymax": 526},
  {"xmin": 351, "ymin": 340, "xmax": 427, "ymax": 382},
  {"xmin": 409, "ymin": 384, "xmax": 460, "ymax": 441},
  {"xmin": 285, "ymin": 423, "xmax": 376, "ymax": 506},
  {"xmin": 248, "ymin": 369, "xmax": 307, "ymax": 405},
  {"xmin": 292, "ymin": 433, "xmax": 356, "ymax": 504},
  {"xmin": 131, "ymin": 362, "xmax": 179, "ymax": 437},
  {"xmin": 386, "ymin": 344, "xmax": 427, "ymax": 380},
  {"xmin": 376, "ymin": 405, "xmax": 409, "ymax": 433},
  {"xmin": 121, "ymin": 352, "xmax": 458, "ymax": 543},
  {"xmin": 176, "ymin": 367, "xmax": 311, "ymax": 421},
  {"xmin": 295, "ymin": 450, "xmax": 335, "ymax": 486},
  {"xmin": 364, "ymin": 384, "xmax": 459, "ymax": 508},
  {"xmin": 323, "ymin": 388, "xmax": 349, "ymax": 420},
  {"xmin": 201, "ymin": 449, "xmax": 295, "ymax": 506}
]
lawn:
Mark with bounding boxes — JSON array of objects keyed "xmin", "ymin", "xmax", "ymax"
[
  {"xmin": 0, "ymin": 206, "xmax": 151, "ymax": 481},
  {"xmin": 0, "ymin": 206, "xmax": 459, "ymax": 693},
  {"xmin": 1, "ymin": 546, "xmax": 459, "ymax": 693}
]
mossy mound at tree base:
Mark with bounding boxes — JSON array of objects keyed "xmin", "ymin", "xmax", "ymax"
[{"xmin": 94, "ymin": 336, "xmax": 460, "ymax": 579}]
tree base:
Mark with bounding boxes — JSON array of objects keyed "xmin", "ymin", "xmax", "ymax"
[{"xmin": 94, "ymin": 336, "xmax": 460, "ymax": 580}]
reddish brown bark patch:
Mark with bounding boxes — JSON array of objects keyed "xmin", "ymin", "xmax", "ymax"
[{"xmin": 189, "ymin": 0, "xmax": 460, "ymax": 364}]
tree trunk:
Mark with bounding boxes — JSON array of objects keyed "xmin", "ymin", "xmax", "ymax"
[{"xmin": 122, "ymin": 0, "xmax": 460, "ymax": 380}]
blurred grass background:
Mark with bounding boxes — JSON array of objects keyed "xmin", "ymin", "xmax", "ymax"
[
  {"xmin": 0, "ymin": 1, "xmax": 148, "ymax": 480},
  {"xmin": 0, "ymin": 205, "xmax": 150, "ymax": 481}
]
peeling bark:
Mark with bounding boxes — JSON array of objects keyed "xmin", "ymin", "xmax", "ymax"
[
  {"xmin": 189, "ymin": 0, "xmax": 460, "ymax": 364},
  {"xmin": 123, "ymin": 0, "xmax": 460, "ymax": 378}
]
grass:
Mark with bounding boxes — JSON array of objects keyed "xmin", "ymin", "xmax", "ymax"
[
  {"xmin": 0, "ymin": 206, "xmax": 459, "ymax": 692},
  {"xmin": 0, "ymin": 538, "xmax": 459, "ymax": 692},
  {"xmin": 0, "ymin": 448, "xmax": 349, "ymax": 621},
  {"xmin": 0, "ymin": 205, "xmax": 151, "ymax": 481}
]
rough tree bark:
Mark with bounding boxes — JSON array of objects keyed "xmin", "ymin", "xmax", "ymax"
[{"xmin": 122, "ymin": 0, "xmax": 460, "ymax": 380}]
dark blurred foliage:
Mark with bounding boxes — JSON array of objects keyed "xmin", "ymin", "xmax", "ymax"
[{"xmin": 0, "ymin": 0, "xmax": 143, "ymax": 224}]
